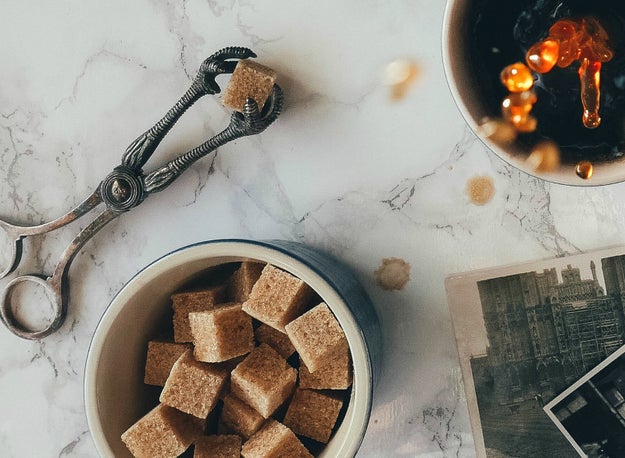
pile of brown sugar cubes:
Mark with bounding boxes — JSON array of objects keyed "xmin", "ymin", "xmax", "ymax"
[{"xmin": 121, "ymin": 261, "xmax": 353, "ymax": 458}]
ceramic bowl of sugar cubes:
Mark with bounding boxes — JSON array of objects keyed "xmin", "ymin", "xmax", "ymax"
[{"xmin": 84, "ymin": 239, "xmax": 382, "ymax": 458}]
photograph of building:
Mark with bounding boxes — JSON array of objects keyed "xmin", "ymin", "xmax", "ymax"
[
  {"xmin": 446, "ymin": 249, "xmax": 625, "ymax": 457},
  {"xmin": 475, "ymin": 257, "xmax": 625, "ymax": 407}
]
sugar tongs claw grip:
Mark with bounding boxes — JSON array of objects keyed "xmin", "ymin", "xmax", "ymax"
[{"xmin": 0, "ymin": 47, "xmax": 283, "ymax": 340}]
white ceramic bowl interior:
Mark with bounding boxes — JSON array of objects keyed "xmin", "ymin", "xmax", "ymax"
[{"xmin": 84, "ymin": 240, "xmax": 374, "ymax": 458}]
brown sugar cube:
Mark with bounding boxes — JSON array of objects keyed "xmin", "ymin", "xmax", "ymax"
[
  {"xmin": 144, "ymin": 340, "xmax": 191, "ymax": 387},
  {"xmin": 172, "ymin": 285, "xmax": 227, "ymax": 343},
  {"xmin": 222, "ymin": 59, "xmax": 277, "ymax": 112},
  {"xmin": 194, "ymin": 435, "xmax": 242, "ymax": 458},
  {"xmin": 219, "ymin": 393, "xmax": 265, "ymax": 439},
  {"xmin": 255, "ymin": 323, "xmax": 296, "ymax": 359},
  {"xmin": 121, "ymin": 404, "xmax": 203, "ymax": 458},
  {"xmin": 283, "ymin": 389, "xmax": 343, "ymax": 444},
  {"xmin": 242, "ymin": 265, "xmax": 312, "ymax": 332},
  {"xmin": 228, "ymin": 261, "xmax": 265, "ymax": 303},
  {"xmin": 299, "ymin": 345, "xmax": 352, "ymax": 390},
  {"xmin": 285, "ymin": 302, "xmax": 347, "ymax": 373},
  {"xmin": 160, "ymin": 350, "xmax": 229, "ymax": 419},
  {"xmin": 190, "ymin": 303, "xmax": 254, "ymax": 362},
  {"xmin": 241, "ymin": 419, "xmax": 313, "ymax": 458},
  {"xmin": 231, "ymin": 344, "xmax": 297, "ymax": 418}
]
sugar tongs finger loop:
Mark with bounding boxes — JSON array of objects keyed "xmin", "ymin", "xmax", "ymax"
[{"xmin": 0, "ymin": 47, "xmax": 283, "ymax": 340}]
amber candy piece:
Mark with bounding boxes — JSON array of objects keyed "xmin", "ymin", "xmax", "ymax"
[
  {"xmin": 549, "ymin": 19, "xmax": 584, "ymax": 68},
  {"xmin": 526, "ymin": 39, "xmax": 560, "ymax": 73},
  {"xmin": 514, "ymin": 115, "xmax": 538, "ymax": 133},
  {"xmin": 578, "ymin": 58, "xmax": 602, "ymax": 129},
  {"xmin": 576, "ymin": 161, "xmax": 594, "ymax": 180},
  {"xmin": 502, "ymin": 16, "xmax": 614, "ymax": 133},
  {"xmin": 501, "ymin": 90, "xmax": 537, "ymax": 126},
  {"xmin": 526, "ymin": 141, "xmax": 561, "ymax": 173},
  {"xmin": 500, "ymin": 63, "xmax": 534, "ymax": 92},
  {"xmin": 478, "ymin": 118, "xmax": 517, "ymax": 145},
  {"xmin": 576, "ymin": 17, "xmax": 612, "ymax": 129},
  {"xmin": 581, "ymin": 17, "xmax": 613, "ymax": 62},
  {"xmin": 549, "ymin": 19, "xmax": 580, "ymax": 40}
]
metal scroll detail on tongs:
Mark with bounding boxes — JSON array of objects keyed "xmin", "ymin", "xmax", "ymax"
[{"xmin": 0, "ymin": 47, "xmax": 283, "ymax": 340}]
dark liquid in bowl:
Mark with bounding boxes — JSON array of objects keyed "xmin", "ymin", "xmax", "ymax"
[{"xmin": 469, "ymin": 0, "xmax": 625, "ymax": 163}]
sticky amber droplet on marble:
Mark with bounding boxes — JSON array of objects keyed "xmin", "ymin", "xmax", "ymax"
[
  {"xmin": 466, "ymin": 175, "xmax": 495, "ymax": 206},
  {"xmin": 500, "ymin": 63, "xmax": 534, "ymax": 92},
  {"xmin": 576, "ymin": 161, "xmax": 594, "ymax": 179},
  {"xmin": 526, "ymin": 39, "xmax": 560, "ymax": 73}
]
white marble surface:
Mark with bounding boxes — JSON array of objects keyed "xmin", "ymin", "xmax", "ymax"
[{"xmin": 2, "ymin": 1, "xmax": 625, "ymax": 457}]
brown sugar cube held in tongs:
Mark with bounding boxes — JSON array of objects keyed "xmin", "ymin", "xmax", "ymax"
[
  {"xmin": 222, "ymin": 59, "xmax": 278, "ymax": 112},
  {"xmin": 121, "ymin": 404, "xmax": 204, "ymax": 458},
  {"xmin": 172, "ymin": 285, "xmax": 227, "ymax": 343},
  {"xmin": 190, "ymin": 303, "xmax": 255, "ymax": 363},
  {"xmin": 219, "ymin": 393, "xmax": 266, "ymax": 439},
  {"xmin": 194, "ymin": 434, "xmax": 242, "ymax": 458},
  {"xmin": 254, "ymin": 323, "xmax": 296, "ymax": 359},
  {"xmin": 242, "ymin": 265, "xmax": 313, "ymax": 332},
  {"xmin": 230, "ymin": 343, "xmax": 297, "ymax": 418},
  {"xmin": 228, "ymin": 261, "xmax": 265, "ymax": 303},
  {"xmin": 283, "ymin": 388, "xmax": 344, "ymax": 444},
  {"xmin": 241, "ymin": 419, "xmax": 313, "ymax": 458},
  {"xmin": 285, "ymin": 302, "xmax": 348, "ymax": 373},
  {"xmin": 160, "ymin": 350, "xmax": 229, "ymax": 419},
  {"xmin": 143, "ymin": 340, "xmax": 192, "ymax": 387}
]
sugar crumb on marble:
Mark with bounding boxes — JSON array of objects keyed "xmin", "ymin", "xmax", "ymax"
[
  {"xmin": 384, "ymin": 59, "xmax": 420, "ymax": 101},
  {"xmin": 374, "ymin": 258, "xmax": 411, "ymax": 291}
]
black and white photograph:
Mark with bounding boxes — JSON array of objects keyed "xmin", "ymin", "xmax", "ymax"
[
  {"xmin": 446, "ymin": 247, "xmax": 625, "ymax": 457},
  {"xmin": 545, "ymin": 346, "xmax": 625, "ymax": 457}
]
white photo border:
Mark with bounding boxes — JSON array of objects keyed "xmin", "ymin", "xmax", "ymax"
[{"xmin": 543, "ymin": 344, "xmax": 625, "ymax": 457}]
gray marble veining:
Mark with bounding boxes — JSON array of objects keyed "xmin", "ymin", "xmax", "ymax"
[{"xmin": 2, "ymin": 0, "xmax": 625, "ymax": 456}]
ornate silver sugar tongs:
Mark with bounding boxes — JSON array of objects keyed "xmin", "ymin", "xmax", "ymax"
[{"xmin": 0, "ymin": 46, "xmax": 283, "ymax": 340}]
